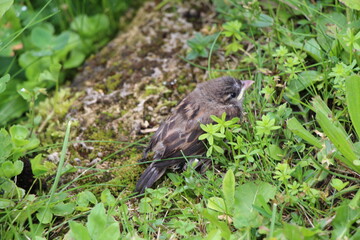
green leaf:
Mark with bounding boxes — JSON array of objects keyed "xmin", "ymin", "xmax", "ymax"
[
  {"xmin": 250, "ymin": 13, "xmax": 273, "ymax": 28},
  {"xmin": 0, "ymin": 95, "xmax": 27, "ymax": 126},
  {"xmin": 287, "ymin": 117, "xmax": 322, "ymax": 148},
  {"xmin": 206, "ymin": 146, "xmax": 213, "ymax": 157},
  {"xmin": 76, "ymin": 190, "xmax": 97, "ymax": 211},
  {"xmin": 30, "ymin": 154, "xmax": 48, "ymax": 177},
  {"xmin": 186, "ymin": 33, "xmax": 219, "ymax": 60},
  {"xmin": 69, "ymin": 221, "xmax": 91, "ymax": 240},
  {"xmin": 0, "ymin": 74, "xmax": 10, "ymax": 94},
  {"xmin": 331, "ymin": 179, "xmax": 349, "ymax": 191},
  {"xmin": 0, "ymin": 0, "xmax": 13, "ymax": 19},
  {"xmin": 266, "ymin": 144, "xmax": 284, "ymax": 161},
  {"xmin": 17, "ymin": 87, "xmax": 32, "ymax": 102},
  {"xmin": 200, "ymin": 123, "xmax": 210, "ymax": 132},
  {"xmin": 208, "ymin": 135, "xmax": 214, "ymax": 145},
  {"xmin": 53, "ymin": 31, "xmax": 70, "ymax": 51},
  {"xmin": 340, "ymin": 0, "xmax": 360, "ymax": 10},
  {"xmin": 31, "ymin": 26, "xmax": 54, "ymax": 50},
  {"xmin": 346, "ymin": 75, "xmax": 360, "ymax": 140},
  {"xmin": 313, "ymin": 97, "xmax": 360, "ymax": 172},
  {"xmin": 86, "ymin": 203, "xmax": 107, "ymax": 238},
  {"xmin": 222, "ymin": 169, "xmax": 235, "ymax": 210},
  {"xmin": 201, "ymin": 209, "xmax": 231, "ymax": 240},
  {"xmin": 0, "ymin": 128, "xmax": 12, "ymax": 163},
  {"xmin": 138, "ymin": 199, "xmax": 153, "ymax": 213},
  {"xmin": 349, "ymin": 188, "xmax": 360, "ymax": 210},
  {"xmin": 100, "ymin": 188, "xmax": 116, "ymax": 207},
  {"xmin": 98, "ymin": 222, "xmax": 121, "ymax": 240},
  {"xmin": 18, "ymin": 52, "xmax": 52, "ymax": 80},
  {"xmin": 36, "ymin": 207, "xmax": 53, "ymax": 224},
  {"xmin": 213, "ymin": 133, "xmax": 225, "ymax": 139},
  {"xmin": 23, "ymin": 137, "xmax": 40, "ymax": 151},
  {"xmin": 208, "ymin": 197, "xmax": 226, "ymax": 213},
  {"xmin": 51, "ymin": 202, "xmax": 75, "ymax": 216},
  {"xmin": 332, "ymin": 200, "xmax": 360, "ymax": 239},
  {"xmin": 224, "ymin": 41, "xmax": 243, "ymax": 56},
  {"xmin": 186, "ymin": 51, "xmax": 199, "ymax": 60},
  {"xmin": 316, "ymin": 12, "xmax": 346, "ymax": 39},
  {"xmin": 39, "ymin": 63, "xmax": 61, "ymax": 83},
  {"xmin": 64, "ymin": 50, "xmax": 86, "ymax": 69},
  {"xmin": 0, "ymin": 160, "xmax": 23, "ymax": 178},
  {"xmin": 213, "ymin": 145, "xmax": 224, "ymax": 154},
  {"xmin": 283, "ymin": 37, "xmax": 303, "ymax": 49},
  {"xmin": 233, "ymin": 181, "xmax": 276, "ymax": 228},
  {"xmin": 0, "ymin": 198, "xmax": 15, "ymax": 209},
  {"xmin": 9, "ymin": 124, "xmax": 29, "ymax": 147},
  {"xmin": 317, "ymin": 111, "xmax": 359, "ymax": 171},
  {"xmin": 283, "ymin": 223, "xmax": 317, "ymax": 239},
  {"xmin": 316, "ymin": 13, "xmax": 346, "ymax": 53},
  {"xmin": 199, "ymin": 133, "xmax": 208, "ymax": 141},
  {"xmin": 286, "ymin": 71, "xmax": 322, "ymax": 95},
  {"xmin": 222, "ymin": 20, "xmax": 242, "ymax": 40},
  {"xmin": 71, "ymin": 14, "xmax": 110, "ymax": 38},
  {"xmin": 303, "ymin": 38, "xmax": 323, "ymax": 62},
  {"xmin": 204, "ymin": 229, "xmax": 222, "ymax": 240},
  {"xmin": 0, "ymin": 179, "xmax": 25, "ymax": 199}
]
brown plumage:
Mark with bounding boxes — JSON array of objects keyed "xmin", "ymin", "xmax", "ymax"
[{"xmin": 135, "ymin": 76, "xmax": 254, "ymax": 193}]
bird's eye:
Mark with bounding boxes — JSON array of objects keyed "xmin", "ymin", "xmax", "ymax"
[{"xmin": 230, "ymin": 92, "xmax": 237, "ymax": 98}]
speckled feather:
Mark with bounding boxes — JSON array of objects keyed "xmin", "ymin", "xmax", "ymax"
[{"xmin": 135, "ymin": 76, "xmax": 252, "ymax": 193}]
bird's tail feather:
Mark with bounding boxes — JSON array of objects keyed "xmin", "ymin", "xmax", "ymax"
[{"xmin": 135, "ymin": 164, "xmax": 166, "ymax": 194}]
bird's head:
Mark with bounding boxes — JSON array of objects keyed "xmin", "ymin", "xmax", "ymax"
[{"xmin": 198, "ymin": 76, "xmax": 254, "ymax": 106}]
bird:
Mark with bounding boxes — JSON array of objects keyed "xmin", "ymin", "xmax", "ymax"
[{"xmin": 135, "ymin": 76, "xmax": 254, "ymax": 194}]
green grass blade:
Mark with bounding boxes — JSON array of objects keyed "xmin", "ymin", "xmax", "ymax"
[
  {"xmin": 316, "ymin": 111, "xmax": 359, "ymax": 173},
  {"xmin": 50, "ymin": 121, "xmax": 72, "ymax": 195},
  {"xmin": 312, "ymin": 96, "xmax": 359, "ymax": 172},
  {"xmin": 36, "ymin": 121, "xmax": 72, "ymax": 233},
  {"xmin": 287, "ymin": 117, "xmax": 322, "ymax": 148},
  {"xmin": 346, "ymin": 75, "xmax": 360, "ymax": 140},
  {"xmin": 312, "ymin": 95, "xmax": 351, "ymax": 146}
]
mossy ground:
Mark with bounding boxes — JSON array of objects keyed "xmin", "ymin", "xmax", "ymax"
[{"xmin": 38, "ymin": 1, "xmax": 220, "ymax": 195}]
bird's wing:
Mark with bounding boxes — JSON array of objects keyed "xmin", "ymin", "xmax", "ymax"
[
  {"xmin": 151, "ymin": 98, "xmax": 207, "ymax": 165},
  {"xmin": 145, "ymin": 97, "xmax": 242, "ymax": 169}
]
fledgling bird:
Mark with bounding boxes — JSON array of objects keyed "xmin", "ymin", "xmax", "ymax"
[{"xmin": 135, "ymin": 76, "xmax": 254, "ymax": 194}]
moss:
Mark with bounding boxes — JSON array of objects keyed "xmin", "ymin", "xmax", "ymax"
[
  {"xmin": 108, "ymin": 147, "xmax": 144, "ymax": 192},
  {"xmin": 163, "ymin": 100, "xmax": 178, "ymax": 107},
  {"xmin": 86, "ymin": 127, "xmax": 116, "ymax": 144},
  {"xmin": 145, "ymin": 85, "xmax": 158, "ymax": 95},
  {"xmin": 145, "ymin": 84, "xmax": 172, "ymax": 96},
  {"xmin": 96, "ymin": 112, "xmax": 118, "ymax": 126},
  {"xmin": 177, "ymin": 85, "xmax": 188, "ymax": 94},
  {"xmin": 75, "ymin": 146, "xmax": 145, "ymax": 195},
  {"xmin": 105, "ymin": 73, "xmax": 123, "ymax": 92},
  {"xmin": 127, "ymin": 69, "xmax": 133, "ymax": 75}
]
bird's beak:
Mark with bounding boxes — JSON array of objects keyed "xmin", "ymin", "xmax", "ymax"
[{"xmin": 237, "ymin": 80, "xmax": 254, "ymax": 100}]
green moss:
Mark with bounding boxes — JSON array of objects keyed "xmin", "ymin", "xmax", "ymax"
[
  {"xmin": 37, "ymin": 88, "xmax": 83, "ymax": 121},
  {"xmin": 177, "ymin": 80, "xmax": 196, "ymax": 94},
  {"xmin": 145, "ymin": 85, "xmax": 158, "ymax": 95},
  {"xmin": 109, "ymin": 156, "xmax": 143, "ymax": 191},
  {"xmin": 120, "ymin": 109, "xmax": 128, "ymax": 116},
  {"xmin": 86, "ymin": 127, "xmax": 116, "ymax": 143},
  {"xmin": 95, "ymin": 112, "xmax": 118, "ymax": 127},
  {"xmin": 145, "ymin": 83, "xmax": 172, "ymax": 96},
  {"xmin": 177, "ymin": 85, "xmax": 188, "ymax": 94},
  {"xmin": 105, "ymin": 73, "xmax": 123, "ymax": 92}
]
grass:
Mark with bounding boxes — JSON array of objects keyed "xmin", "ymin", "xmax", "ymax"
[{"xmin": 1, "ymin": 0, "xmax": 360, "ymax": 239}]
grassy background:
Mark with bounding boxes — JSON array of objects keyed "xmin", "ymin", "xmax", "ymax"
[{"xmin": 1, "ymin": 0, "xmax": 360, "ymax": 239}]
